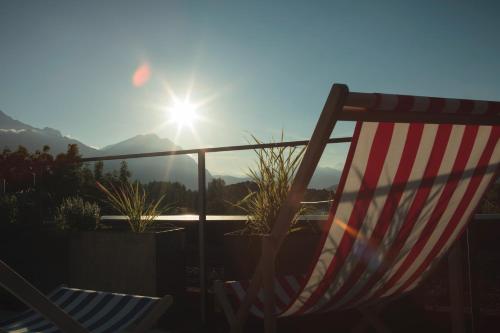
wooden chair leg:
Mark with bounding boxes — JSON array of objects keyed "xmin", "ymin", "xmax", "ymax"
[
  {"xmin": 235, "ymin": 263, "xmax": 263, "ymax": 326},
  {"xmin": 448, "ymin": 240, "xmax": 466, "ymax": 333},
  {"xmin": 214, "ymin": 280, "xmax": 242, "ymax": 333}
]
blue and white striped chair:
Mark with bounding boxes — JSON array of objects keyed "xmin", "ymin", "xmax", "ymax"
[{"xmin": 0, "ymin": 260, "xmax": 172, "ymax": 333}]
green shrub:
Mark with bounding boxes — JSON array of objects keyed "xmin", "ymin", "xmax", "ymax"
[
  {"xmin": 235, "ymin": 133, "xmax": 306, "ymax": 235},
  {"xmin": 0, "ymin": 194, "xmax": 18, "ymax": 224},
  {"xmin": 55, "ymin": 197, "xmax": 100, "ymax": 231},
  {"xmin": 96, "ymin": 181, "xmax": 168, "ymax": 232}
]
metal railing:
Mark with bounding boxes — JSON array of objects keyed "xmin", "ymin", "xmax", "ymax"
[{"xmin": 80, "ymin": 136, "xmax": 352, "ymax": 324}]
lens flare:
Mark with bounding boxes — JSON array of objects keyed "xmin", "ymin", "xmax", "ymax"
[
  {"xmin": 335, "ymin": 219, "xmax": 365, "ymax": 240},
  {"xmin": 132, "ymin": 62, "xmax": 151, "ymax": 87}
]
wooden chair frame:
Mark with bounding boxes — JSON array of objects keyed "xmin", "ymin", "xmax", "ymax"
[{"xmin": 215, "ymin": 83, "xmax": 499, "ymax": 333}]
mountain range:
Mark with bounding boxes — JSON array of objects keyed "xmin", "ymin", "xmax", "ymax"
[
  {"xmin": 0, "ymin": 110, "xmax": 341, "ymax": 189},
  {"xmin": 214, "ymin": 166, "xmax": 341, "ymax": 190}
]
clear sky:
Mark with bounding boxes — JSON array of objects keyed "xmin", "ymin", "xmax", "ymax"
[{"xmin": 1, "ymin": 1, "xmax": 499, "ymax": 176}]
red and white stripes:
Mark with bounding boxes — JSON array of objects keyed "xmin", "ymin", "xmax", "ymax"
[
  {"xmin": 225, "ymin": 121, "xmax": 500, "ymax": 318},
  {"xmin": 282, "ymin": 122, "xmax": 500, "ymax": 316}
]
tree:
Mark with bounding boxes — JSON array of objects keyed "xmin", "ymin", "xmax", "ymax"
[
  {"xmin": 119, "ymin": 161, "xmax": 131, "ymax": 184},
  {"xmin": 207, "ymin": 178, "xmax": 228, "ymax": 214},
  {"xmin": 94, "ymin": 161, "xmax": 104, "ymax": 181},
  {"xmin": 47, "ymin": 144, "xmax": 84, "ymax": 203}
]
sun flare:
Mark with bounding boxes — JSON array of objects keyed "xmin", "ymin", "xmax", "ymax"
[
  {"xmin": 150, "ymin": 82, "xmax": 218, "ymax": 144},
  {"xmin": 169, "ymin": 100, "xmax": 197, "ymax": 126},
  {"xmin": 166, "ymin": 97, "xmax": 199, "ymax": 129}
]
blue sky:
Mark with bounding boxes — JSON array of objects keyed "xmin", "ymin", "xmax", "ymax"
[{"xmin": 1, "ymin": 1, "xmax": 499, "ymax": 175}]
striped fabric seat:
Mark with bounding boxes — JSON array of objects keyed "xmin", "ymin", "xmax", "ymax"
[
  {"xmin": 0, "ymin": 286, "xmax": 160, "ymax": 333},
  {"xmin": 222, "ymin": 89, "xmax": 500, "ymax": 321}
]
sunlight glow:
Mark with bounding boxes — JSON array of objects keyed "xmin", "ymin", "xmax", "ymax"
[
  {"xmin": 167, "ymin": 98, "xmax": 198, "ymax": 128},
  {"xmin": 145, "ymin": 77, "xmax": 222, "ymax": 147}
]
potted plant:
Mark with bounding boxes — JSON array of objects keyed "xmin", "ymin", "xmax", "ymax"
[
  {"xmin": 68, "ymin": 182, "xmax": 185, "ymax": 298},
  {"xmin": 224, "ymin": 134, "xmax": 323, "ymax": 280}
]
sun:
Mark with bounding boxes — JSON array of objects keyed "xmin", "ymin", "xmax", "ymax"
[
  {"xmin": 154, "ymin": 82, "xmax": 217, "ymax": 142},
  {"xmin": 166, "ymin": 97, "xmax": 199, "ymax": 129}
]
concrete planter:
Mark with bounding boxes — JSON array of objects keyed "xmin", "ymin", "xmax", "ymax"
[
  {"xmin": 223, "ymin": 230, "xmax": 322, "ymax": 280},
  {"xmin": 69, "ymin": 227, "xmax": 185, "ymax": 298}
]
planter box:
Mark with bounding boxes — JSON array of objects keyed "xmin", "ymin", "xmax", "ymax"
[
  {"xmin": 69, "ymin": 227, "xmax": 185, "ymax": 298},
  {"xmin": 223, "ymin": 230, "xmax": 322, "ymax": 280}
]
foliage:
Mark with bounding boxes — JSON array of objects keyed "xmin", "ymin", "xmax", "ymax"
[
  {"xmin": 93, "ymin": 161, "xmax": 104, "ymax": 182},
  {"xmin": 235, "ymin": 133, "xmax": 306, "ymax": 234},
  {"xmin": 0, "ymin": 194, "xmax": 18, "ymax": 224},
  {"xmin": 47, "ymin": 144, "xmax": 84, "ymax": 203},
  {"xmin": 119, "ymin": 161, "xmax": 131, "ymax": 184},
  {"xmin": 207, "ymin": 178, "xmax": 229, "ymax": 213},
  {"xmin": 0, "ymin": 144, "xmax": 88, "ymax": 220},
  {"xmin": 145, "ymin": 181, "xmax": 197, "ymax": 214},
  {"xmin": 55, "ymin": 196, "xmax": 101, "ymax": 231},
  {"xmin": 96, "ymin": 181, "xmax": 168, "ymax": 232}
]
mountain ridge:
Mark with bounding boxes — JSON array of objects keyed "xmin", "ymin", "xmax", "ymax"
[
  {"xmin": 0, "ymin": 110, "xmax": 204, "ymax": 188},
  {"xmin": 0, "ymin": 110, "xmax": 340, "ymax": 189}
]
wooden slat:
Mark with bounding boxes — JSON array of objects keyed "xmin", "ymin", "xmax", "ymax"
[
  {"xmin": 343, "ymin": 91, "xmax": 500, "ymax": 125},
  {"xmin": 213, "ymin": 281, "xmax": 239, "ymax": 332},
  {"xmin": 271, "ymin": 83, "xmax": 349, "ymax": 243},
  {"xmin": 338, "ymin": 109, "xmax": 500, "ymax": 125},
  {"xmin": 235, "ymin": 262, "xmax": 263, "ymax": 325}
]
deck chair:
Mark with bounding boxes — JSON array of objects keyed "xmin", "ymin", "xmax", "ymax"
[
  {"xmin": 0, "ymin": 259, "xmax": 172, "ymax": 333},
  {"xmin": 214, "ymin": 83, "xmax": 500, "ymax": 332}
]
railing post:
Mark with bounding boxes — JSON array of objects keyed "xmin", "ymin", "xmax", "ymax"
[{"xmin": 198, "ymin": 151, "xmax": 207, "ymax": 325}]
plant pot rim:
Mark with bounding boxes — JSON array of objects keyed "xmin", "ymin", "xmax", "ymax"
[
  {"xmin": 224, "ymin": 228, "xmax": 320, "ymax": 237},
  {"xmin": 73, "ymin": 226, "xmax": 184, "ymax": 234},
  {"xmin": 224, "ymin": 229, "xmax": 268, "ymax": 237}
]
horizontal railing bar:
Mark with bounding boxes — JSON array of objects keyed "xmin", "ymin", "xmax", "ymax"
[
  {"xmin": 97, "ymin": 213, "xmax": 499, "ymax": 222},
  {"xmin": 80, "ymin": 137, "xmax": 352, "ymax": 162},
  {"xmin": 99, "ymin": 214, "xmax": 331, "ymax": 222}
]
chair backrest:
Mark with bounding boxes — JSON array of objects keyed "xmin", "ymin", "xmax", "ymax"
[
  {"xmin": 280, "ymin": 91, "xmax": 500, "ymax": 316},
  {"xmin": 0, "ymin": 286, "xmax": 159, "ymax": 333}
]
